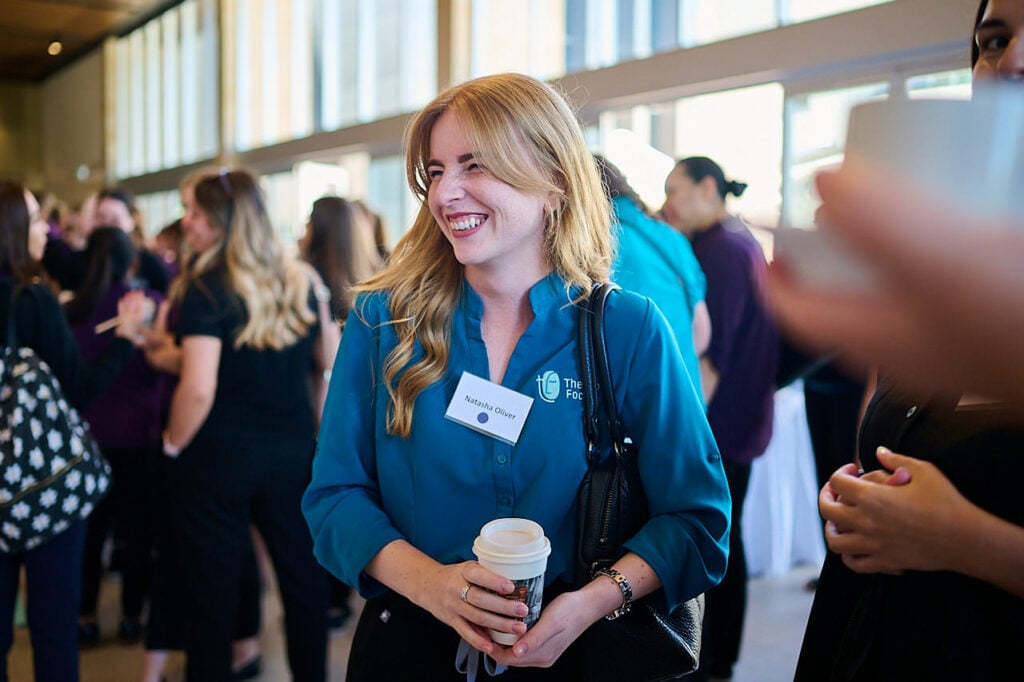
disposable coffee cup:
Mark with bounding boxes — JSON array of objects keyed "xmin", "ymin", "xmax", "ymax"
[
  {"xmin": 472, "ymin": 518, "xmax": 551, "ymax": 645},
  {"xmin": 777, "ymin": 83, "xmax": 1024, "ymax": 293},
  {"xmin": 844, "ymin": 82, "xmax": 1024, "ymax": 220}
]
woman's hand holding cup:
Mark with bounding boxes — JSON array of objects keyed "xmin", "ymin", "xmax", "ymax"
[{"xmin": 423, "ymin": 560, "xmax": 528, "ymax": 656}]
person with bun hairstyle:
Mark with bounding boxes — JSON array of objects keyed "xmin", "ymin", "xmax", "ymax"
[{"xmin": 661, "ymin": 156, "xmax": 780, "ymax": 682}]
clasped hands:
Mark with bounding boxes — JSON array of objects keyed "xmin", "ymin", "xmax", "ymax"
[
  {"xmin": 820, "ymin": 446, "xmax": 969, "ymax": 576},
  {"xmin": 428, "ymin": 561, "xmax": 594, "ymax": 670}
]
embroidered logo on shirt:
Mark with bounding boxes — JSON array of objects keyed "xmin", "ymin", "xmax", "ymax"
[
  {"xmin": 537, "ymin": 371, "xmax": 560, "ymax": 403},
  {"xmin": 536, "ymin": 371, "xmax": 584, "ymax": 403}
]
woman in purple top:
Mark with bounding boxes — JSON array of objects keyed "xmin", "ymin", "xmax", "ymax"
[
  {"xmin": 66, "ymin": 227, "xmax": 165, "ymax": 646},
  {"xmin": 661, "ymin": 156, "xmax": 780, "ymax": 682}
]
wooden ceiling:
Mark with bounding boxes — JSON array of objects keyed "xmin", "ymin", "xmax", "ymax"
[{"xmin": 0, "ymin": 0, "xmax": 176, "ymax": 82}]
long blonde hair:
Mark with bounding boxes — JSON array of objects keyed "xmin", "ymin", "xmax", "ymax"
[
  {"xmin": 189, "ymin": 169, "xmax": 314, "ymax": 350},
  {"xmin": 358, "ymin": 73, "xmax": 612, "ymax": 437}
]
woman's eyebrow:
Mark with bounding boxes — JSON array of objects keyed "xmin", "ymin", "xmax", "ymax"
[
  {"xmin": 427, "ymin": 153, "xmax": 477, "ymax": 167},
  {"xmin": 975, "ymin": 18, "xmax": 1009, "ymax": 34}
]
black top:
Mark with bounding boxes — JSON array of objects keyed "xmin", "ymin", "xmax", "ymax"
[
  {"xmin": 0, "ymin": 277, "xmax": 135, "ymax": 410},
  {"xmin": 177, "ymin": 269, "xmax": 318, "ymax": 439},
  {"xmin": 43, "ymin": 240, "xmax": 169, "ymax": 294},
  {"xmin": 795, "ymin": 382, "xmax": 1024, "ymax": 682}
]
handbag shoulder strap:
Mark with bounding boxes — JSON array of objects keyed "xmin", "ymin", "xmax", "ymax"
[
  {"xmin": 589, "ymin": 283, "xmax": 627, "ymax": 451},
  {"xmin": 578, "ymin": 282, "xmax": 625, "ymax": 468},
  {"xmin": 578, "ymin": 284, "xmax": 601, "ymax": 467}
]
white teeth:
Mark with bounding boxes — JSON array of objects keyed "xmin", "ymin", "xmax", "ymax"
[{"xmin": 450, "ymin": 216, "xmax": 484, "ymax": 231}]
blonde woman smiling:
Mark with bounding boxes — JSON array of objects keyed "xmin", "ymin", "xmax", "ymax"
[{"xmin": 303, "ymin": 74, "xmax": 729, "ymax": 681}]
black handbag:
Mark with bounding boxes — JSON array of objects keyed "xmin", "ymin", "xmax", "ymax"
[
  {"xmin": 0, "ymin": 286, "xmax": 112, "ymax": 553},
  {"xmin": 575, "ymin": 282, "xmax": 704, "ymax": 682}
]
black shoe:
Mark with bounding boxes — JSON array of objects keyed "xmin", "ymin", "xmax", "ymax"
[
  {"xmin": 232, "ymin": 655, "xmax": 261, "ymax": 681},
  {"xmin": 118, "ymin": 618, "xmax": 143, "ymax": 644},
  {"xmin": 78, "ymin": 621, "xmax": 100, "ymax": 647}
]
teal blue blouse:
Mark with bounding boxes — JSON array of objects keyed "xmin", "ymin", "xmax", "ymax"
[{"xmin": 302, "ymin": 273, "xmax": 729, "ymax": 610}]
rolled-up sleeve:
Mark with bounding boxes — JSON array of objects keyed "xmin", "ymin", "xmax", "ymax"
[{"xmin": 610, "ymin": 293, "xmax": 731, "ymax": 609}]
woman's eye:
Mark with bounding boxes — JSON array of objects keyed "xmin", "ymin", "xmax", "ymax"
[
  {"xmin": 427, "ymin": 168, "xmax": 443, "ymax": 180},
  {"xmin": 979, "ymin": 34, "xmax": 1010, "ymax": 52},
  {"xmin": 467, "ymin": 162, "xmax": 483, "ymax": 172}
]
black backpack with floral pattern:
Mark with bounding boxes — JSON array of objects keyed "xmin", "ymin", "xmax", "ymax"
[{"xmin": 0, "ymin": 288, "xmax": 111, "ymax": 553}]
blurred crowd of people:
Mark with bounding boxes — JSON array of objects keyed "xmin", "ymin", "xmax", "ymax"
[
  {"xmin": 4, "ymin": 3, "xmax": 1024, "ymax": 679},
  {"xmin": 1, "ymin": 172, "xmax": 389, "ymax": 682}
]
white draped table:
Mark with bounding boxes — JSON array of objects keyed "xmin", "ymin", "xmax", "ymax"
[{"xmin": 740, "ymin": 383, "xmax": 826, "ymax": 577}]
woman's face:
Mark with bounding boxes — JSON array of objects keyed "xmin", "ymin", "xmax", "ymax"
[
  {"xmin": 426, "ymin": 109, "xmax": 551, "ymax": 282},
  {"xmin": 95, "ymin": 197, "xmax": 135, "ymax": 233},
  {"xmin": 661, "ymin": 166, "xmax": 711, "ymax": 232},
  {"xmin": 24, "ymin": 191, "xmax": 48, "ymax": 262},
  {"xmin": 180, "ymin": 184, "xmax": 220, "ymax": 254},
  {"xmin": 974, "ymin": 0, "xmax": 1024, "ymax": 80}
]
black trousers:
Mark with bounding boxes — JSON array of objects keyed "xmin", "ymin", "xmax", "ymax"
[
  {"xmin": 170, "ymin": 430, "xmax": 327, "ymax": 682},
  {"xmin": 693, "ymin": 459, "xmax": 751, "ymax": 681},
  {"xmin": 80, "ymin": 445, "xmax": 154, "ymax": 620},
  {"xmin": 348, "ymin": 588, "xmax": 585, "ymax": 682},
  {"xmin": 145, "ymin": 451, "xmax": 261, "ymax": 651}
]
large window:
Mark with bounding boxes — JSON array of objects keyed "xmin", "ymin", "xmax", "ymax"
[
  {"xmin": 112, "ymin": 0, "xmax": 218, "ymax": 180},
  {"xmin": 232, "ymin": 0, "xmax": 314, "ymax": 151},
  {"xmin": 136, "ymin": 190, "xmax": 182, "ymax": 237},
  {"xmin": 783, "ymin": 0, "xmax": 891, "ymax": 23},
  {"xmin": 781, "ymin": 68, "xmax": 967, "ymax": 230},
  {"xmin": 318, "ymin": 0, "xmax": 437, "ymax": 132},
  {"xmin": 783, "ymin": 82, "xmax": 889, "ymax": 228},
  {"xmin": 674, "ymin": 85, "xmax": 785, "ymax": 228}
]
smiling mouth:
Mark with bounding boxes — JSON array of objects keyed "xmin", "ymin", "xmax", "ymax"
[{"xmin": 450, "ymin": 215, "xmax": 486, "ymax": 232}]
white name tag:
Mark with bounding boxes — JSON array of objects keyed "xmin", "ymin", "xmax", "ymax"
[{"xmin": 445, "ymin": 372, "xmax": 534, "ymax": 445}]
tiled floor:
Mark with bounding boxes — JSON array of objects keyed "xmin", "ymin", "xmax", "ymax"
[{"xmin": 8, "ymin": 561, "xmax": 820, "ymax": 681}]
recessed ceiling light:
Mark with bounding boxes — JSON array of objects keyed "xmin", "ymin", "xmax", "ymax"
[{"xmin": 47, "ymin": 40, "xmax": 63, "ymax": 56}]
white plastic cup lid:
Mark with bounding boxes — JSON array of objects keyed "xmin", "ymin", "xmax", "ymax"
[{"xmin": 473, "ymin": 518, "xmax": 551, "ymax": 565}]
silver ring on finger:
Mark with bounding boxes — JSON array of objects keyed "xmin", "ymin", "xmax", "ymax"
[{"xmin": 460, "ymin": 583, "xmax": 471, "ymax": 603}]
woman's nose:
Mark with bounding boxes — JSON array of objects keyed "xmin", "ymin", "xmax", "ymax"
[
  {"xmin": 434, "ymin": 170, "xmax": 465, "ymax": 203},
  {"xmin": 998, "ymin": 35, "xmax": 1024, "ymax": 80}
]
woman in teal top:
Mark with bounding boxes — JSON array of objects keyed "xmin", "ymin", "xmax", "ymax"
[
  {"xmin": 597, "ymin": 155, "xmax": 710, "ymax": 403},
  {"xmin": 302, "ymin": 73, "xmax": 730, "ymax": 681}
]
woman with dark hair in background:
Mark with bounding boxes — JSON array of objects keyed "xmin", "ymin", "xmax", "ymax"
[
  {"xmin": 300, "ymin": 196, "xmax": 384, "ymax": 325},
  {"xmin": 0, "ymin": 180, "xmax": 147, "ymax": 681},
  {"xmin": 65, "ymin": 227, "xmax": 164, "ymax": 647},
  {"xmin": 299, "ymin": 195, "xmax": 381, "ymax": 629},
  {"xmin": 788, "ymin": 2, "xmax": 1024, "ymax": 679},
  {"xmin": 94, "ymin": 188, "xmax": 170, "ymax": 294},
  {"xmin": 661, "ymin": 155, "xmax": 780, "ymax": 682}
]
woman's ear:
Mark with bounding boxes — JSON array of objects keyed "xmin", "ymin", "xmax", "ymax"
[{"xmin": 698, "ymin": 175, "xmax": 719, "ymax": 201}]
